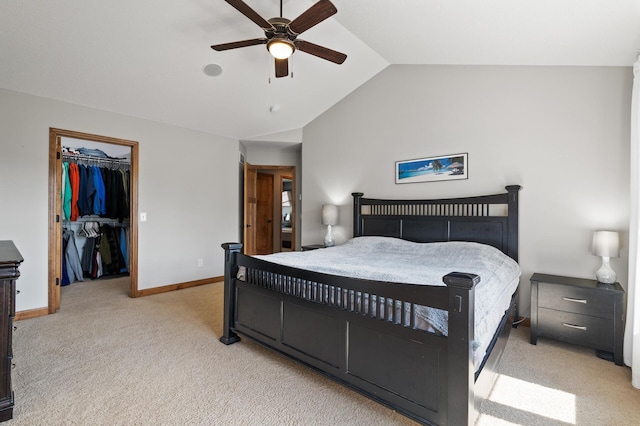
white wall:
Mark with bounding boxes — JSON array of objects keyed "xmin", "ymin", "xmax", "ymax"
[
  {"xmin": 302, "ymin": 65, "xmax": 632, "ymax": 315},
  {"xmin": 0, "ymin": 89, "xmax": 239, "ymax": 312},
  {"xmin": 244, "ymin": 144, "xmax": 301, "ymax": 167}
]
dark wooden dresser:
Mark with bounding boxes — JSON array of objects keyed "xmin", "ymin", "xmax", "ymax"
[
  {"xmin": 0, "ymin": 241, "xmax": 22, "ymax": 421},
  {"xmin": 530, "ymin": 273, "xmax": 624, "ymax": 365}
]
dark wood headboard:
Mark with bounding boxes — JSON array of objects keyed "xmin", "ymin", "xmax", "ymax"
[{"xmin": 352, "ymin": 185, "xmax": 521, "ymax": 262}]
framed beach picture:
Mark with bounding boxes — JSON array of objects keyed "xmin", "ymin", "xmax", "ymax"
[{"xmin": 395, "ymin": 153, "xmax": 468, "ymax": 184}]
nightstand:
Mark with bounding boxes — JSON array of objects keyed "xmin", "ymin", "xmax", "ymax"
[
  {"xmin": 301, "ymin": 244, "xmax": 325, "ymax": 251},
  {"xmin": 530, "ymin": 273, "xmax": 624, "ymax": 365}
]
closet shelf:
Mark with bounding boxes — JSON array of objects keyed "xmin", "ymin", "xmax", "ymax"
[{"xmin": 62, "ymin": 153, "xmax": 130, "ymax": 169}]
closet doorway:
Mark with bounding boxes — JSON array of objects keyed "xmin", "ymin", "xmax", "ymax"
[{"xmin": 48, "ymin": 128, "xmax": 139, "ymax": 314}]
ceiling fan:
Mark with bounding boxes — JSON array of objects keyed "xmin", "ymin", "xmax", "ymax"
[{"xmin": 211, "ymin": 0, "xmax": 347, "ymax": 78}]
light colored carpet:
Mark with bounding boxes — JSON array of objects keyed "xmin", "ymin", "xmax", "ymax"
[
  {"xmin": 7, "ymin": 277, "xmax": 640, "ymax": 425},
  {"xmin": 477, "ymin": 320, "xmax": 639, "ymax": 425}
]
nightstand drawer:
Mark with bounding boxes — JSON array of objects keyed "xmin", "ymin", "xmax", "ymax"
[
  {"xmin": 538, "ymin": 283, "xmax": 615, "ymax": 319},
  {"xmin": 538, "ymin": 308, "xmax": 614, "ymax": 350}
]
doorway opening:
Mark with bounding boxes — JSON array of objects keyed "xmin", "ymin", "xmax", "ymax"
[
  {"xmin": 280, "ymin": 176, "xmax": 293, "ymax": 252},
  {"xmin": 243, "ymin": 162, "xmax": 296, "ymax": 255},
  {"xmin": 48, "ymin": 128, "xmax": 139, "ymax": 314}
]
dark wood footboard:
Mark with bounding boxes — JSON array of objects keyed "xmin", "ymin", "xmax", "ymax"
[{"xmin": 219, "ymin": 243, "xmax": 514, "ymax": 425}]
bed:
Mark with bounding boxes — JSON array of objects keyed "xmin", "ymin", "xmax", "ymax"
[{"xmin": 220, "ymin": 185, "xmax": 521, "ymax": 425}]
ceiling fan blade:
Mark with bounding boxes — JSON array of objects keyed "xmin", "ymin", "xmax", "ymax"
[
  {"xmin": 225, "ymin": 0, "xmax": 274, "ymax": 30},
  {"xmin": 275, "ymin": 58, "xmax": 289, "ymax": 78},
  {"xmin": 296, "ymin": 40, "xmax": 347, "ymax": 64},
  {"xmin": 211, "ymin": 38, "xmax": 266, "ymax": 51},
  {"xmin": 288, "ymin": 0, "xmax": 337, "ymax": 35}
]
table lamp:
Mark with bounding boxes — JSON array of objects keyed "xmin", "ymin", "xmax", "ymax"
[
  {"xmin": 322, "ymin": 204, "xmax": 338, "ymax": 247},
  {"xmin": 592, "ymin": 230, "xmax": 619, "ymax": 284}
]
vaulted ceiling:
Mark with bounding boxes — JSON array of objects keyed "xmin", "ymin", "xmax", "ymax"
[{"xmin": 1, "ymin": 1, "xmax": 638, "ymax": 141}]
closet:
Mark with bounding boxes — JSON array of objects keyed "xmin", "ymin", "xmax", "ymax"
[
  {"xmin": 47, "ymin": 128, "xmax": 139, "ymax": 315},
  {"xmin": 60, "ymin": 142, "xmax": 131, "ymax": 284}
]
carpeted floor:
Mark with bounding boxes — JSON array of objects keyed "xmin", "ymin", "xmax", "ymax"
[{"xmin": 7, "ymin": 277, "xmax": 640, "ymax": 425}]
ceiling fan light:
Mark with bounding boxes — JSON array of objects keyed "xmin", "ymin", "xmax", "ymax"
[{"xmin": 267, "ymin": 39, "xmax": 294, "ymax": 59}]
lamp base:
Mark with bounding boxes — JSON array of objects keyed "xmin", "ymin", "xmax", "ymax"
[
  {"xmin": 596, "ymin": 256, "xmax": 617, "ymax": 284},
  {"xmin": 324, "ymin": 225, "xmax": 335, "ymax": 247}
]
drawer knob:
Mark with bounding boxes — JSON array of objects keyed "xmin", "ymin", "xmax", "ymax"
[
  {"xmin": 562, "ymin": 322, "xmax": 587, "ymax": 331},
  {"xmin": 562, "ymin": 297, "xmax": 587, "ymax": 304}
]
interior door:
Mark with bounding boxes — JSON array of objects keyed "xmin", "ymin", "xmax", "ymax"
[
  {"xmin": 243, "ymin": 163, "xmax": 258, "ymax": 255},
  {"xmin": 255, "ymin": 173, "xmax": 274, "ymax": 254}
]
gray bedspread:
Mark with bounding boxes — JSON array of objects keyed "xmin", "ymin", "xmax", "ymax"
[{"xmin": 252, "ymin": 236, "xmax": 521, "ymax": 368}]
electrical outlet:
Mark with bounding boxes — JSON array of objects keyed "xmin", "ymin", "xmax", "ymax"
[{"xmin": 197, "ymin": 258, "xmax": 203, "ymax": 267}]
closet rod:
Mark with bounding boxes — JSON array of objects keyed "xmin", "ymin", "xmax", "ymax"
[
  {"xmin": 62, "ymin": 153, "xmax": 130, "ymax": 168},
  {"xmin": 68, "ymin": 217, "xmax": 130, "ymax": 224}
]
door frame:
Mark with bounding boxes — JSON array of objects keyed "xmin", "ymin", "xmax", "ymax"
[
  {"xmin": 243, "ymin": 163, "xmax": 258, "ymax": 255},
  {"xmin": 48, "ymin": 128, "xmax": 139, "ymax": 313}
]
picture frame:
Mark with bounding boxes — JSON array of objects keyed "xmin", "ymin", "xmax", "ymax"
[{"xmin": 395, "ymin": 153, "xmax": 468, "ymax": 184}]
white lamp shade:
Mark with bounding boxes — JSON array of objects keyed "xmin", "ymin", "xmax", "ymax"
[
  {"xmin": 322, "ymin": 204, "xmax": 338, "ymax": 226},
  {"xmin": 592, "ymin": 231, "xmax": 620, "ymax": 258}
]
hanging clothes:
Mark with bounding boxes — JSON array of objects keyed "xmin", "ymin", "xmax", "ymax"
[
  {"xmin": 120, "ymin": 227, "xmax": 128, "ymax": 272},
  {"xmin": 62, "ymin": 162, "xmax": 72, "ymax": 221},
  {"xmin": 81, "ymin": 235, "xmax": 96, "ymax": 278},
  {"xmin": 119, "ymin": 169, "xmax": 129, "ymax": 213},
  {"xmin": 102, "ymin": 168, "xmax": 128, "ymax": 221},
  {"xmin": 61, "ymin": 155, "xmax": 129, "ymax": 222},
  {"xmin": 77, "ymin": 164, "xmax": 92, "ymax": 217},
  {"xmin": 68, "ymin": 163, "xmax": 80, "ymax": 221},
  {"xmin": 97, "ymin": 231, "xmax": 112, "ymax": 275},
  {"xmin": 98, "ymin": 224, "xmax": 127, "ymax": 275},
  {"xmin": 91, "ymin": 166, "xmax": 106, "ymax": 215},
  {"xmin": 61, "ymin": 235, "xmax": 70, "ymax": 286},
  {"xmin": 60, "ymin": 149, "xmax": 130, "ymax": 282},
  {"xmin": 94, "ymin": 250, "xmax": 103, "ymax": 279},
  {"xmin": 63, "ymin": 229, "xmax": 84, "ymax": 284}
]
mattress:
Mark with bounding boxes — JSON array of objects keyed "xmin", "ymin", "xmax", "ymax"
[{"xmin": 248, "ymin": 236, "xmax": 521, "ymax": 369}]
